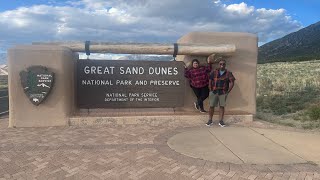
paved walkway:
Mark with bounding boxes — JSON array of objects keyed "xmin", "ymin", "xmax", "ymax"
[
  {"xmin": 168, "ymin": 127, "xmax": 320, "ymax": 165},
  {"xmin": 0, "ymin": 118, "xmax": 320, "ymax": 180}
]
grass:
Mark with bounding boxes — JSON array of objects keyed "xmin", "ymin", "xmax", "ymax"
[
  {"xmin": 0, "ymin": 84, "xmax": 9, "ymax": 116},
  {"xmin": 256, "ymin": 60, "xmax": 320, "ymax": 129},
  {"xmin": 0, "ymin": 85, "xmax": 7, "ymax": 89},
  {"xmin": 0, "ymin": 80, "xmax": 7, "ymax": 89}
]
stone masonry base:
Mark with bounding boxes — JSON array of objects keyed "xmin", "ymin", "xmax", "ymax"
[{"xmin": 69, "ymin": 114, "xmax": 253, "ymax": 126}]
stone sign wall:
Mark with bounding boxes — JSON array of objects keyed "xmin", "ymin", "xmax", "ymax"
[
  {"xmin": 7, "ymin": 32, "xmax": 257, "ymax": 128},
  {"xmin": 77, "ymin": 60, "xmax": 186, "ymax": 108}
]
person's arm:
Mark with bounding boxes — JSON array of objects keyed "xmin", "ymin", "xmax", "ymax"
[
  {"xmin": 184, "ymin": 67, "xmax": 190, "ymax": 78},
  {"xmin": 206, "ymin": 57, "xmax": 213, "ymax": 73},
  {"xmin": 208, "ymin": 72, "xmax": 213, "ymax": 91},
  {"xmin": 228, "ymin": 81, "xmax": 234, "ymax": 93},
  {"xmin": 227, "ymin": 72, "xmax": 235, "ymax": 93}
]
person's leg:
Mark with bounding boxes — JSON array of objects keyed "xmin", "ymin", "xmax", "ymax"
[
  {"xmin": 206, "ymin": 91, "xmax": 218, "ymax": 126},
  {"xmin": 208, "ymin": 107, "xmax": 215, "ymax": 122},
  {"xmin": 218, "ymin": 94, "xmax": 227, "ymax": 127},
  {"xmin": 199, "ymin": 86, "xmax": 209, "ymax": 112},
  {"xmin": 207, "ymin": 107, "xmax": 215, "ymax": 126},
  {"xmin": 191, "ymin": 86, "xmax": 201, "ymax": 110},
  {"xmin": 218, "ymin": 106, "xmax": 226, "ymax": 127},
  {"xmin": 202, "ymin": 85, "xmax": 209, "ymax": 100},
  {"xmin": 219, "ymin": 106, "xmax": 225, "ymax": 121}
]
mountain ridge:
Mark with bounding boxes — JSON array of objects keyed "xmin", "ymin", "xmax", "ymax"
[{"xmin": 258, "ymin": 21, "xmax": 320, "ymax": 63}]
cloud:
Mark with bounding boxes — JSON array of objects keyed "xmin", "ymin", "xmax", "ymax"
[
  {"xmin": 0, "ymin": 0, "xmax": 302, "ymax": 47},
  {"xmin": 225, "ymin": 2, "xmax": 255, "ymax": 15}
]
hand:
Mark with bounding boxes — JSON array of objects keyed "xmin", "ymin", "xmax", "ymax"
[
  {"xmin": 183, "ymin": 63, "xmax": 187, "ymax": 68},
  {"xmin": 227, "ymin": 91, "xmax": 232, "ymax": 96},
  {"xmin": 207, "ymin": 54, "xmax": 215, "ymax": 64}
]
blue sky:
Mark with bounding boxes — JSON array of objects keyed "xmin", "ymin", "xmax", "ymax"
[{"xmin": 0, "ymin": 0, "xmax": 319, "ymax": 62}]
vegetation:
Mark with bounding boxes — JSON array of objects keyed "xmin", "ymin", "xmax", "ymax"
[
  {"xmin": 0, "ymin": 74, "xmax": 8, "ymax": 89},
  {"xmin": 0, "ymin": 84, "xmax": 7, "ymax": 89},
  {"xmin": 0, "ymin": 79, "xmax": 8, "ymax": 114},
  {"xmin": 0, "ymin": 81, "xmax": 7, "ymax": 89},
  {"xmin": 256, "ymin": 60, "xmax": 320, "ymax": 129}
]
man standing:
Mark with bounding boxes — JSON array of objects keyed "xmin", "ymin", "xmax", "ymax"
[{"xmin": 206, "ymin": 59, "xmax": 235, "ymax": 127}]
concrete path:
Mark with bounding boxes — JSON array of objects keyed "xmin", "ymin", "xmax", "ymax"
[
  {"xmin": 168, "ymin": 127, "xmax": 320, "ymax": 165},
  {"xmin": 0, "ymin": 118, "xmax": 320, "ymax": 179}
]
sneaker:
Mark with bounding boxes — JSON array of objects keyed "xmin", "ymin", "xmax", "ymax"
[
  {"xmin": 205, "ymin": 120, "xmax": 213, "ymax": 126},
  {"xmin": 199, "ymin": 109, "xmax": 207, "ymax": 113},
  {"xmin": 194, "ymin": 102, "xmax": 200, "ymax": 110},
  {"xmin": 218, "ymin": 120, "xmax": 226, "ymax": 127}
]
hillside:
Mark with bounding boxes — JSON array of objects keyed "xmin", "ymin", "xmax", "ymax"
[{"xmin": 258, "ymin": 21, "xmax": 320, "ymax": 63}]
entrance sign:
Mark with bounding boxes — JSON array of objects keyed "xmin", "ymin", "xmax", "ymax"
[
  {"xmin": 20, "ymin": 66, "xmax": 54, "ymax": 106},
  {"xmin": 77, "ymin": 60, "xmax": 186, "ymax": 108}
]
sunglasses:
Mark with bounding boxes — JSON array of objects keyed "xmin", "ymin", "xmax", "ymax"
[{"xmin": 219, "ymin": 63, "xmax": 226, "ymax": 65}]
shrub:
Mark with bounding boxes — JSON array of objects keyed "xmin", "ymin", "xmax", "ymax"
[{"xmin": 307, "ymin": 106, "xmax": 320, "ymax": 120}]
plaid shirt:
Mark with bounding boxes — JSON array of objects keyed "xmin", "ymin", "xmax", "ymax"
[
  {"xmin": 185, "ymin": 64, "xmax": 212, "ymax": 88},
  {"xmin": 209, "ymin": 69, "xmax": 235, "ymax": 95}
]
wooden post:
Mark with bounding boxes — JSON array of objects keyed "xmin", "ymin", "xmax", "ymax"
[{"xmin": 32, "ymin": 42, "xmax": 236, "ymax": 56}]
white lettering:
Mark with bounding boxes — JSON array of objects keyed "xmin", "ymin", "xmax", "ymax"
[
  {"xmin": 149, "ymin": 80, "xmax": 180, "ymax": 86},
  {"xmin": 81, "ymin": 80, "xmax": 113, "ymax": 85},
  {"xmin": 120, "ymin": 67, "xmax": 145, "ymax": 75},
  {"xmin": 148, "ymin": 67, "xmax": 178, "ymax": 75},
  {"xmin": 173, "ymin": 67, "xmax": 178, "ymax": 75},
  {"xmin": 129, "ymin": 93, "xmax": 139, "ymax": 97},
  {"xmin": 141, "ymin": 93, "xmax": 158, "ymax": 97},
  {"xmin": 84, "ymin": 66, "xmax": 115, "ymax": 74},
  {"xmin": 97, "ymin": 66, "xmax": 102, "ymax": 74},
  {"xmin": 119, "ymin": 67, "xmax": 125, "ymax": 74},
  {"xmin": 149, "ymin": 67, "xmax": 154, "ymax": 75},
  {"xmin": 135, "ymin": 80, "xmax": 148, "ymax": 85},
  {"xmin": 116, "ymin": 80, "xmax": 132, "ymax": 85},
  {"xmin": 91, "ymin": 66, "xmax": 97, "ymax": 74},
  {"xmin": 84, "ymin": 66, "xmax": 90, "ymax": 74}
]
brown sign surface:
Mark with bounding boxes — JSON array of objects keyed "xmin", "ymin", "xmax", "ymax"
[{"xmin": 77, "ymin": 60, "xmax": 186, "ymax": 108}]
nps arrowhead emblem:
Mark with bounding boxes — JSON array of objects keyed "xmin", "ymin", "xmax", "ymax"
[{"xmin": 20, "ymin": 66, "xmax": 54, "ymax": 106}]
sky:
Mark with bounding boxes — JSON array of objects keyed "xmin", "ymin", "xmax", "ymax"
[{"xmin": 0, "ymin": 0, "xmax": 319, "ymax": 58}]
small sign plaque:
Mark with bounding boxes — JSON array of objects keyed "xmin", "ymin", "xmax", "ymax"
[{"xmin": 20, "ymin": 66, "xmax": 54, "ymax": 106}]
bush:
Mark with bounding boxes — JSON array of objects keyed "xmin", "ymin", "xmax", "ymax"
[
  {"xmin": 307, "ymin": 106, "xmax": 320, "ymax": 120},
  {"xmin": 257, "ymin": 83, "xmax": 320, "ymax": 116},
  {"xmin": 256, "ymin": 59, "xmax": 320, "ymax": 128}
]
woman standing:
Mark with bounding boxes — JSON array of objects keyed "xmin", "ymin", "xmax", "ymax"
[{"xmin": 185, "ymin": 58, "xmax": 212, "ymax": 113}]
